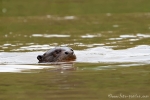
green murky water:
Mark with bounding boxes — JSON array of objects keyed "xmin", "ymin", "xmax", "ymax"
[{"xmin": 0, "ymin": 0, "xmax": 150, "ymax": 100}]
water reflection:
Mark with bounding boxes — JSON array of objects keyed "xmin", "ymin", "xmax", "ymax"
[
  {"xmin": 79, "ymin": 63, "xmax": 146, "ymax": 71},
  {"xmin": 112, "ymin": 25, "xmax": 119, "ymax": 28},
  {"xmin": 0, "ymin": 45, "xmax": 150, "ymax": 72},
  {"xmin": 64, "ymin": 16, "xmax": 76, "ymax": 20},
  {"xmin": 0, "ymin": 62, "xmax": 75, "ymax": 72},
  {"xmin": 1, "ymin": 32, "xmax": 150, "ymax": 52},
  {"xmin": 108, "ymin": 33, "xmax": 150, "ymax": 40},
  {"xmin": 2, "ymin": 8, "xmax": 7, "ymax": 13},
  {"xmin": 32, "ymin": 34, "xmax": 70, "ymax": 38},
  {"xmin": 81, "ymin": 33, "xmax": 101, "ymax": 38},
  {"xmin": 1, "ymin": 30, "xmax": 150, "ymax": 52}
]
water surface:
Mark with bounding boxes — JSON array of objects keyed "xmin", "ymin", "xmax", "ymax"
[{"xmin": 0, "ymin": 0, "xmax": 150, "ymax": 99}]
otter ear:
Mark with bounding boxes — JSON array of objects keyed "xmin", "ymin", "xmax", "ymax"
[{"xmin": 37, "ymin": 55, "xmax": 43, "ymax": 61}]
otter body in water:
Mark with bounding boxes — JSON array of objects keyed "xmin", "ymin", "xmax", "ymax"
[{"xmin": 37, "ymin": 47, "xmax": 76, "ymax": 63}]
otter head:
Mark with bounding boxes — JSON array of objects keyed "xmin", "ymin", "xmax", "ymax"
[{"xmin": 37, "ymin": 47, "xmax": 76, "ymax": 63}]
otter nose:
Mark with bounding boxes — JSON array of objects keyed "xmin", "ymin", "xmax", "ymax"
[{"xmin": 37, "ymin": 55, "xmax": 43, "ymax": 61}]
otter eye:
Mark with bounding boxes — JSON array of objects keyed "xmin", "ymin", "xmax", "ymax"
[
  {"xmin": 70, "ymin": 49, "xmax": 73, "ymax": 51},
  {"xmin": 65, "ymin": 52, "xmax": 69, "ymax": 55}
]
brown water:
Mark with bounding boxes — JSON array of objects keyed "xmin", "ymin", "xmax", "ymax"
[
  {"xmin": 0, "ymin": 1, "xmax": 150, "ymax": 99},
  {"xmin": 0, "ymin": 30, "xmax": 150, "ymax": 99}
]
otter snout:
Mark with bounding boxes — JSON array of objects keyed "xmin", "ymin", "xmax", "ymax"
[{"xmin": 37, "ymin": 55, "xmax": 43, "ymax": 61}]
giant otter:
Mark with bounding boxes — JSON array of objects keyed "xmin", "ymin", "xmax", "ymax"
[{"xmin": 37, "ymin": 47, "xmax": 76, "ymax": 63}]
